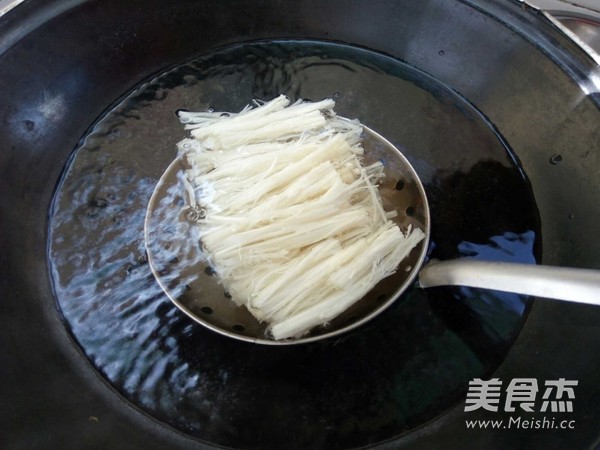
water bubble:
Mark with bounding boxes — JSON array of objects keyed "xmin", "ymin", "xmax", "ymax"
[
  {"xmin": 23, "ymin": 120, "xmax": 35, "ymax": 131},
  {"xmin": 184, "ymin": 207, "xmax": 206, "ymax": 222},
  {"xmin": 89, "ymin": 197, "xmax": 109, "ymax": 208},
  {"xmin": 86, "ymin": 198, "xmax": 109, "ymax": 217}
]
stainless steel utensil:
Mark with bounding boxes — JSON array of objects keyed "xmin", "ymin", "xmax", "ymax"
[
  {"xmin": 145, "ymin": 120, "xmax": 600, "ymax": 344},
  {"xmin": 419, "ymin": 259, "xmax": 600, "ymax": 305}
]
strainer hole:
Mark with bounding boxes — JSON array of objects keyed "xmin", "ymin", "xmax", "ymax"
[
  {"xmin": 406, "ymin": 206, "xmax": 415, "ymax": 216},
  {"xmin": 204, "ymin": 266, "xmax": 216, "ymax": 276},
  {"xmin": 232, "ymin": 324, "xmax": 245, "ymax": 332},
  {"xmin": 200, "ymin": 306, "xmax": 213, "ymax": 315},
  {"xmin": 395, "ymin": 179, "xmax": 405, "ymax": 191}
]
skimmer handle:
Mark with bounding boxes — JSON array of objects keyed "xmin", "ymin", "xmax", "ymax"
[{"xmin": 419, "ymin": 259, "xmax": 600, "ymax": 306}]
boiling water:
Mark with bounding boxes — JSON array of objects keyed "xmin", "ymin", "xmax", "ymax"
[{"xmin": 48, "ymin": 41, "xmax": 540, "ymax": 449}]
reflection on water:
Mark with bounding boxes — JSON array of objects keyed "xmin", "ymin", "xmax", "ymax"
[
  {"xmin": 48, "ymin": 40, "xmax": 540, "ymax": 449},
  {"xmin": 456, "ymin": 231, "xmax": 535, "ymax": 340}
]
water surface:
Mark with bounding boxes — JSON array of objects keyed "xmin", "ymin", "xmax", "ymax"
[{"xmin": 48, "ymin": 40, "xmax": 540, "ymax": 449}]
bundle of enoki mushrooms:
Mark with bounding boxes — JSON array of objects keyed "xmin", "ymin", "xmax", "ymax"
[{"xmin": 177, "ymin": 95, "xmax": 424, "ymax": 340}]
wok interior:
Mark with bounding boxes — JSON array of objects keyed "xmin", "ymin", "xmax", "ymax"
[
  {"xmin": 2, "ymin": 1, "xmax": 600, "ymax": 449},
  {"xmin": 39, "ymin": 37, "xmax": 586, "ymax": 448},
  {"xmin": 145, "ymin": 125, "xmax": 430, "ymax": 343}
]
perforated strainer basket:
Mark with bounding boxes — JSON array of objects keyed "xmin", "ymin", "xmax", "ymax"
[{"xmin": 144, "ymin": 124, "xmax": 430, "ymax": 344}]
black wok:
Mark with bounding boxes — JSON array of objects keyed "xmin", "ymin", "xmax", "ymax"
[{"xmin": 1, "ymin": 1, "xmax": 599, "ymax": 449}]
